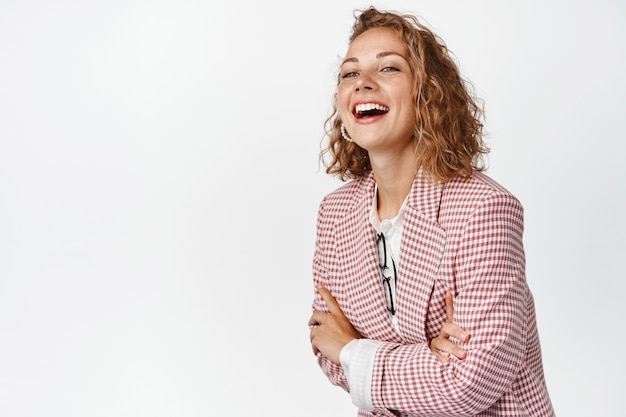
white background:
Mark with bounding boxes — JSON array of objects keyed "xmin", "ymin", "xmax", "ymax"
[{"xmin": 1, "ymin": 0, "xmax": 625, "ymax": 416}]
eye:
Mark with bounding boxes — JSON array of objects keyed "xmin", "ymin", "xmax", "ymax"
[
  {"xmin": 381, "ymin": 66, "xmax": 399, "ymax": 72},
  {"xmin": 341, "ymin": 71, "xmax": 358, "ymax": 79}
]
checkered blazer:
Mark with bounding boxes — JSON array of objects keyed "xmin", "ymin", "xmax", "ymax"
[{"xmin": 312, "ymin": 171, "xmax": 555, "ymax": 417}]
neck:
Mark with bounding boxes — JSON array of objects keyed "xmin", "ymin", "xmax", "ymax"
[{"xmin": 371, "ymin": 153, "xmax": 418, "ymax": 220}]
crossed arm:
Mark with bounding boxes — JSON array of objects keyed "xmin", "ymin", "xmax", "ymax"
[{"xmin": 309, "ymin": 286, "xmax": 469, "ymax": 365}]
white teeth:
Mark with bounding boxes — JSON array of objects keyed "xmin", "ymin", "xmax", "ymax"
[{"xmin": 355, "ymin": 103, "xmax": 389, "ymax": 113}]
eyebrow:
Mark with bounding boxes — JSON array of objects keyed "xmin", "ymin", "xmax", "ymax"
[{"xmin": 341, "ymin": 51, "xmax": 407, "ymax": 66}]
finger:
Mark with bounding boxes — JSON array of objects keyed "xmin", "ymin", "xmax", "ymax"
[
  {"xmin": 317, "ymin": 286, "xmax": 343, "ymax": 316},
  {"xmin": 430, "ymin": 337, "xmax": 467, "ymax": 360},
  {"xmin": 445, "ymin": 290, "xmax": 454, "ymax": 323},
  {"xmin": 429, "ymin": 338, "xmax": 450, "ymax": 363},
  {"xmin": 431, "ymin": 349, "xmax": 448, "ymax": 363},
  {"xmin": 309, "ymin": 327, "xmax": 320, "ymax": 356},
  {"xmin": 308, "ymin": 311, "xmax": 327, "ymax": 327},
  {"xmin": 440, "ymin": 322, "xmax": 470, "ymax": 343}
]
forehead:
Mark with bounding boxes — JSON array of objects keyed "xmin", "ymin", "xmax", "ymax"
[{"xmin": 345, "ymin": 27, "xmax": 406, "ymax": 58}]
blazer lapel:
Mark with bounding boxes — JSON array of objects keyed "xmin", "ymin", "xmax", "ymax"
[
  {"xmin": 334, "ymin": 174, "xmax": 402, "ymax": 343},
  {"xmin": 396, "ymin": 173, "xmax": 447, "ymax": 343}
]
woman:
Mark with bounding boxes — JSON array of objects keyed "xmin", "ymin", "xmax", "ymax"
[{"xmin": 308, "ymin": 7, "xmax": 555, "ymax": 417}]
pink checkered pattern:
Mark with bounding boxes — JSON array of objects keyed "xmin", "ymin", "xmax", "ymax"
[{"xmin": 312, "ymin": 171, "xmax": 554, "ymax": 417}]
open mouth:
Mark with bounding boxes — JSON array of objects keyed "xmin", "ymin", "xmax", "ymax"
[{"xmin": 354, "ymin": 103, "xmax": 389, "ymax": 119}]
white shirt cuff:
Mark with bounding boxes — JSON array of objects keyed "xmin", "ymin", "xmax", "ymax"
[{"xmin": 340, "ymin": 338, "xmax": 383, "ymax": 411}]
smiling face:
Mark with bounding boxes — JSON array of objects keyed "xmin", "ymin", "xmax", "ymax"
[{"xmin": 338, "ymin": 27, "xmax": 416, "ymax": 157}]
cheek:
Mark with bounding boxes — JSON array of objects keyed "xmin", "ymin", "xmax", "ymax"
[
  {"xmin": 336, "ymin": 88, "xmax": 352, "ymax": 118},
  {"xmin": 400, "ymin": 91, "xmax": 416, "ymax": 119}
]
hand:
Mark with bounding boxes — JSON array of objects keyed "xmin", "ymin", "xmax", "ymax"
[
  {"xmin": 429, "ymin": 290, "xmax": 470, "ymax": 363},
  {"xmin": 309, "ymin": 286, "xmax": 362, "ymax": 365}
]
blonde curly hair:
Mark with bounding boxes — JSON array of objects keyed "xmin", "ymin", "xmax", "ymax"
[{"xmin": 321, "ymin": 7, "xmax": 489, "ymax": 182}]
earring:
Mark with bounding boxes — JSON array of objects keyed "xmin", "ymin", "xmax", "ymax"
[{"xmin": 341, "ymin": 123, "xmax": 353, "ymax": 142}]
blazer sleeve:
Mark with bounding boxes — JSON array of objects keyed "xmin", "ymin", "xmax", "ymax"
[
  {"xmin": 311, "ymin": 198, "xmax": 350, "ymax": 392},
  {"xmin": 369, "ymin": 191, "xmax": 528, "ymax": 416}
]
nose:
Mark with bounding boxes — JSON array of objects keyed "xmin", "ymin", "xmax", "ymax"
[{"xmin": 355, "ymin": 71, "xmax": 376, "ymax": 91}]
